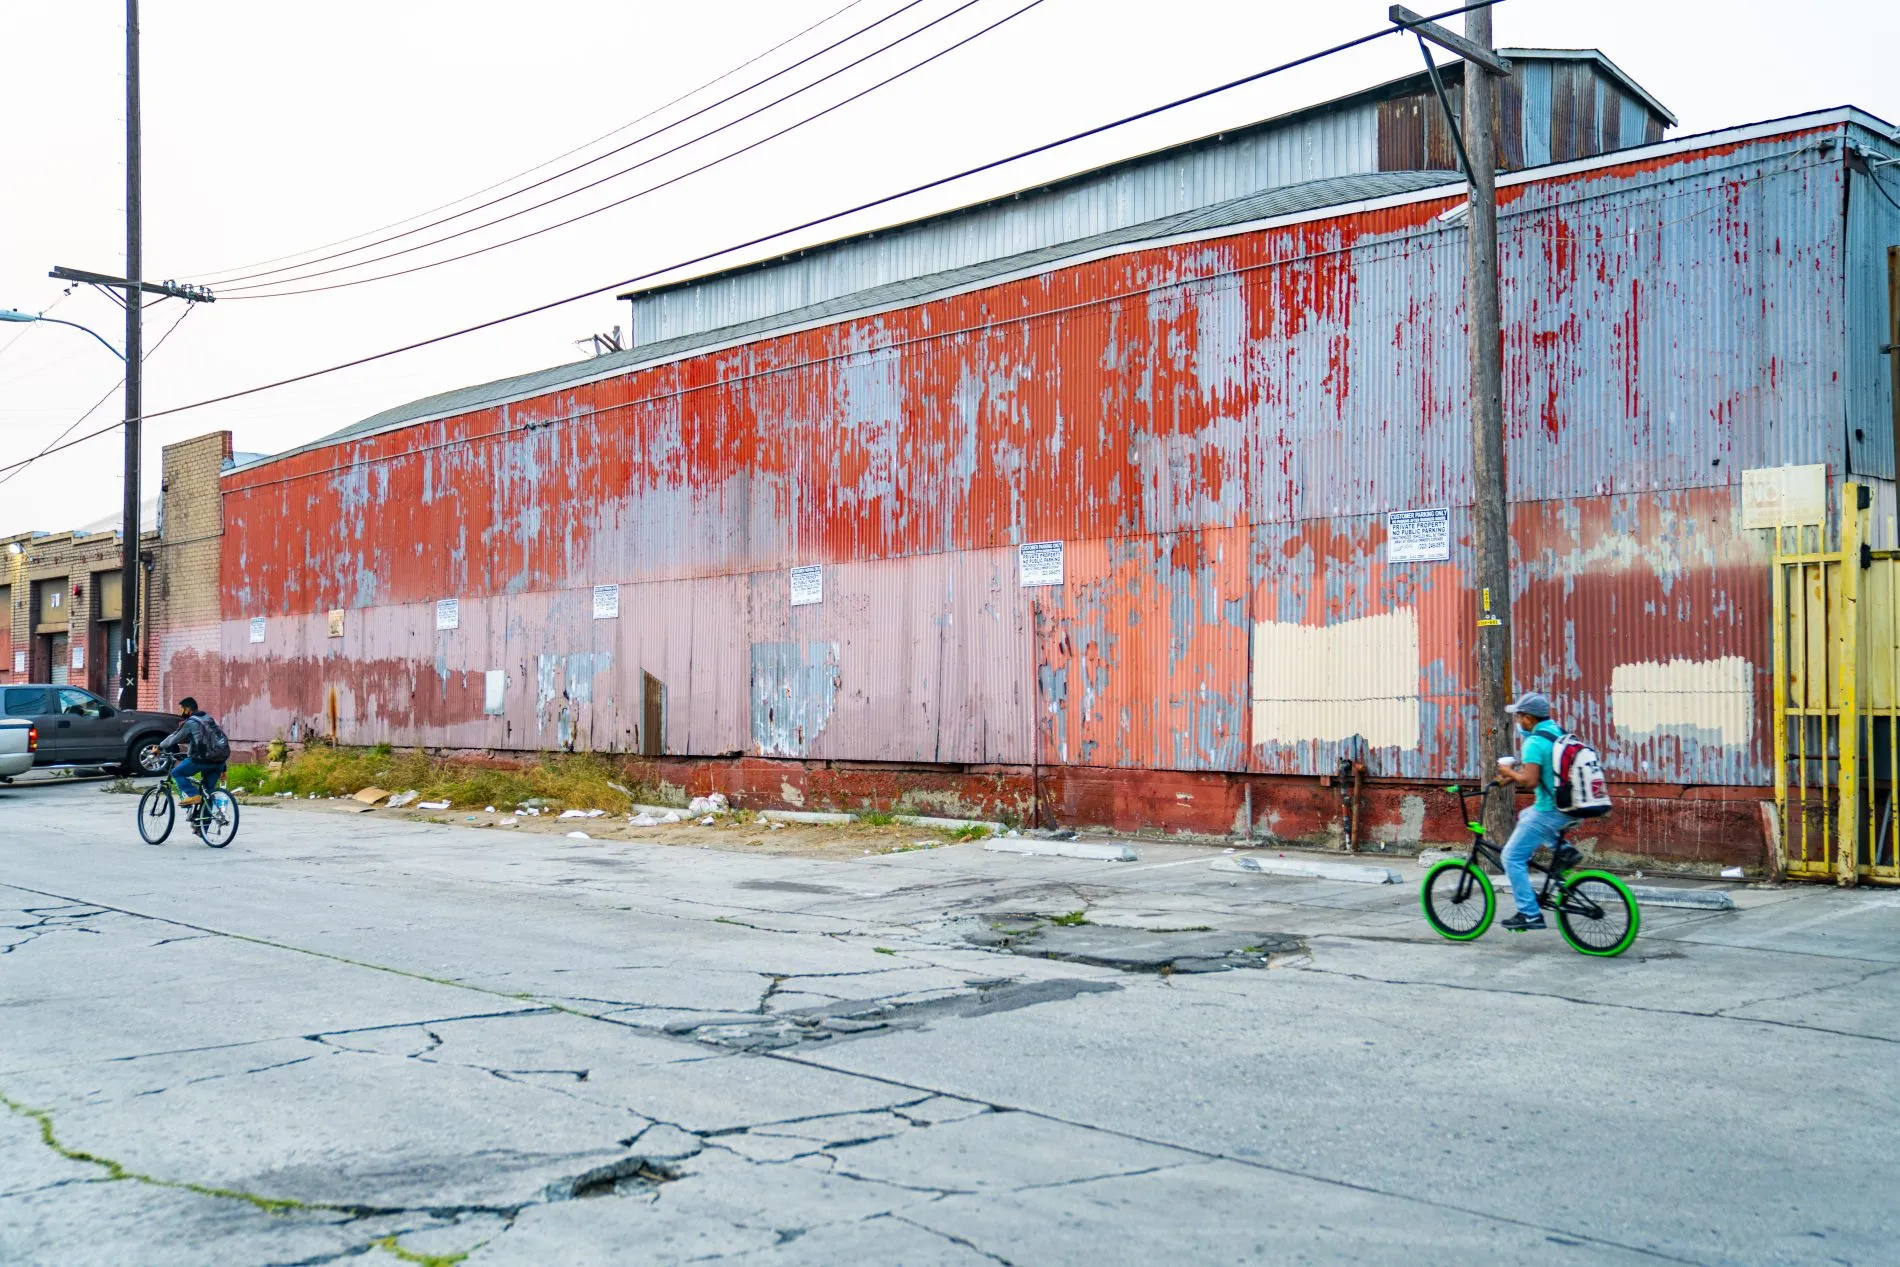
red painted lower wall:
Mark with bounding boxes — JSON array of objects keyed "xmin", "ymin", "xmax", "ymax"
[{"xmin": 243, "ymin": 744, "xmax": 1766, "ymax": 874}]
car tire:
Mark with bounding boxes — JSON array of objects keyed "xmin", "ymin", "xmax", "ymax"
[{"xmin": 126, "ymin": 735, "xmax": 171, "ymax": 777}]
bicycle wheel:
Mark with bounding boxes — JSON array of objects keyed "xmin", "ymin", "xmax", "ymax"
[
  {"xmin": 1554, "ymin": 870, "xmax": 1640, "ymax": 957},
  {"xmin": 137, "ymin": 785, "xmax": 174, "ymax": 845},
  {"xmin": 1420, "ymin": 859, "xmax": 1496, "ymax": 941},
  {"xmin": 198, "ymin": 791, "xmax": 240, "ymax": 849}
]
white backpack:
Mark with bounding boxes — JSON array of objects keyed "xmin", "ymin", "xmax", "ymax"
[{"xmin": 1550, "ymin": 732, "xmax": 1612, "ymax": 819}]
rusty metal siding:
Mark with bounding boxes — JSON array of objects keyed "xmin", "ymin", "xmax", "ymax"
[
  {"xmin": 222, "ymin": 121, "xmax": 1867, "ymax": 789},
  {"xmin": 629, "ymin": 105, "xmax": 1380, "ymax": 349},
  {"xmin": 1846, "ymin": 142, "xmax": 1900, "ymax": 481}
]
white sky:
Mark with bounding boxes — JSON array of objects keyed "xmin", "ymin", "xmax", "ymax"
[{"xmin": 1, "ymin": 0, "xmax": 1895, "ymax": 537}]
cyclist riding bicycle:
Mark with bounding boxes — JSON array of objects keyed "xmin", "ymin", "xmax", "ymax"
[
  {"xmin": 1492, "ymin": 690, "xmax": 1567, "ymax": 932},
  {"xmin": 158, "ymin": 696, "xmax": 229, "ymax": 809}
]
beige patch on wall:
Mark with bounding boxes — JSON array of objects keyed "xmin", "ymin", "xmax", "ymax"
[
  {"xmin": 1251, "ymin": 608, "xmax": 1421, "ymax": 749},
  {"xmin": 1609, "ymin": 656, "xmax": 1754, "ymax": 747}
]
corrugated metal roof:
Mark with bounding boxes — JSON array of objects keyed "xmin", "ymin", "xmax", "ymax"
[{"xmin": 312, "ymin": 170, "xmax": 1456, "ymax": 450}]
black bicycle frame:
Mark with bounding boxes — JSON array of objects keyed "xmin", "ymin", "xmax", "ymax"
[{"xmin": 1447, "ymin": 783, "xmax": 1601, "ymax": 917}]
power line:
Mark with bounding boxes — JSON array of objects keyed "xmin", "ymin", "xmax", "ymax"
[
  {"xmin": 186, "ymin": 0, "xmax": 878, "ymax": 282},
  {"xmin": 0, "ymin": 1, "xmax": 1501, "ymax": 480},
  {"xmin": 207, "ymin": 0, "xmax": 941, "ymax": 289},
  {"xmin": 219, "ymin": 0, "xmax": 1011, "ymax": 296},
  {"xmin": 224, "ymin": 0, "xmax": 1045, "ymax": 300}
]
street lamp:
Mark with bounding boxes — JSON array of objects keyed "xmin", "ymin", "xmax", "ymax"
[{"xmin": 0, "ymin": 309, "xmax": 125, "ymax": 362}]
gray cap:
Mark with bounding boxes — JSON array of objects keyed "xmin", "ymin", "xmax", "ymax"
[{"xmin": 1505, "ymin": 691, "xmax": 1552, "ymax": 719}]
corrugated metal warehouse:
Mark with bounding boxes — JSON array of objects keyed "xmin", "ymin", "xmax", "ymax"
[{"xmin": 205, "ymin": 53, "xmax": 1900, "ymax": 868}]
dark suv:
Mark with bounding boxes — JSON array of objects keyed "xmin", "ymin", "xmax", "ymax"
[{"xmin": 0, "ymin": 685, "xmax": 182, "ymax": 775}]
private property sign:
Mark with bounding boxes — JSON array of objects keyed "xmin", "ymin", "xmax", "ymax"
[{"xmin": 1386, "ymin": 508, "xmax": 1451, "ymax": 563}]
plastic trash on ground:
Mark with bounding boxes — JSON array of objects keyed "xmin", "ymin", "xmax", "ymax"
[
  {"xmin": 687, "ymin": 793, "xmax": 730, "ymax": 815},
  {"xmin": 629, "ymin": 812, "xmax": 660, "ymax": 826},
  {"xmin": 699, "ymin": 815, "xmax": 715, "ymax": 826},
  {"xmin": 559, "ymin": 808, "xmax": 606, "ymax": 819},
  {"xmin": 1721, "ymin": 866, "xmax": 1745, "ymax": 879},
  {"xmin": 387, "ymin": 790, "xmax": 420, "ymax": 808},
  {"xmin": 417, "ymin": 800, "xmax": 450, "ymax": 810},
  {"xmin": 566, "ymin": 831, "xmax": 590, "ymax": 840}
]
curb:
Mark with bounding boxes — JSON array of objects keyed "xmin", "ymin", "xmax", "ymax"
[
  {"xmin": 895, "ymin": 814, "xmax": 1004, "ymax": 834},
  {"xmin": 1625, "ymin": 886, "xmax": 1736, "ymax": 910},
  {"xmin": 1211, "ymin": 856, "xmax": 1402, "ymax": 885},
  {"xmin": 985, "ymin": 839, "xmax": 1138, "ymax": 862},
  {"xmin": 759, "ymin": 810, "xmax": 856, "ymax": 826}
]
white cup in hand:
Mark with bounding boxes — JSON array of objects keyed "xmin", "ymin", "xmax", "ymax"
[{"xmin": 1497, "ymin": 756, "xmax": 1516, "ymax": 768}]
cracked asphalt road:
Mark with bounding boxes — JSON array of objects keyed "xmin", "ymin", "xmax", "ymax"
[{"xmin": 2, "ymin": 778, "xmax": 1897, "ymax": 1265}]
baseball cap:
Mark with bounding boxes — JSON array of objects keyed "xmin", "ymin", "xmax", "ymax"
[{"xmin": 1504, "ymin": 691, "xmax": 1552, "ymax": 719}]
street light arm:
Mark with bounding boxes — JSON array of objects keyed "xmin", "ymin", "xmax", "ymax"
[{"xmin": 0, "ymin": 313, "xmax": 127, "ymax": 361}]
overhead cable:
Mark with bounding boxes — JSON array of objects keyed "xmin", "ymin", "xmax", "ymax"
[
  {"xmin": 219, "ymin": 0, "xmax": 1012, "ymax": 295},
  {"xmin": 187, "ymin": 0, "xmax": 879, "ymax": 283},
  {"xmin": 224, "ymin": 0, "xmax": 1045, "ymax": 299},
  {"xmin": 0, "ymin": 1, "xmax": 1502, "ymax": 478}
]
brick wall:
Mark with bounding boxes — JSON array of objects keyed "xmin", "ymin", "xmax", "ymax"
[
  {"xmin": 146, "ymin": 431, "xmax": 231, "ymax": 713},
  {"xmin": 1, "ymin": 528, "xmax": 151, "ymax": 697},
  {"xmin": 2, "ymin": 430, "xmax": 229, "ymax": 715}
]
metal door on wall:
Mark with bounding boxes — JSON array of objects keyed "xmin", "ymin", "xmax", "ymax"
[
  {"xmin": 1773, "ymin": 482, "xmax": 1900, "ymax": 886},
  {"xmin": 47, "ymin": 634, "xmax": 69, "ymax": 686}
]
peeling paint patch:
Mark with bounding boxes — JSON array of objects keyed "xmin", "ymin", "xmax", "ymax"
[
  {"xmin": 1610, "ymin": 655, "xmax": 1753, "ymax": 747},
  {"xmin": 1251, "ymin": 609, "xmax": 1421, "ymax": 750},
  {"xmin": 750, "ymin": 641, "xmax": 842, "ymax": 757}
]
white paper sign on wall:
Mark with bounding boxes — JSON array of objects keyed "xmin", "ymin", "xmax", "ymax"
[
  {"xmin": 11, "ymin": 651, "xmax": 24, "ymax": 674},
  {"xmin": 1019, "ymin": 540, "xmax": 1064, "ymax": 587},
  {"xmin": 327, "ymin": 609, "xmax": 345, "ymax": 639},
  {"xmin": 484, "ymin": 669, "xmax": 506, "ymax": 716},
  {"xmin": 1386, "ymin": 507, "xmax": 1452, "ymax": 563},
  {"xmin": 70, "ymin": 644, "xmax": 84, "ymax": 671},
  {"xmin": 248, "ymin": 616, "xmax": 266, "ymax": 644},
  {"xmin": 790, "ymin": 565, "xmax": 823, "ymax": 607},
  {"xmin": 592, "ymin": 584, "xmax": 620, "ymax": 620},
  {"xmin": 1742, "ymin": 464, "xmax": 1827, "ymax": 528},
  {"xmin": 435, "ymin": 597, "xmax": 460, "ymax": 631}
]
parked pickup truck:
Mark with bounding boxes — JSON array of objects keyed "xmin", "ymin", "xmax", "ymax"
[
  {"xmin": 0, "ymin": 718, "xmax": 34, "ymax": 782},
  {"xmin": 0, "ymin": 685, "xmax": 181, "ymax": 776}
]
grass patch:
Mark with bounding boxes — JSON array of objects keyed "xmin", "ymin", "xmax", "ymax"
[
  {"xmin": 237, "ymin": 746, "xmax": 651, "ymax": 813},
  {"xmin": 873, "ymin": 946, "xmax": 897, "ymax": 955},
  {"xmin": 371, "ymin": 1236, "xmax": 472, "ymax": 1267},
  {"xmin": 946, "ymin": 824, "xmax": 991, "ymax": 842},
  {"xmin": 1049, "ymin": 910, "xmax": 1091, "ymax": 927},
  {"xmin": 856, "ymin": 809, "xmax": 897, "ymax": 826}
]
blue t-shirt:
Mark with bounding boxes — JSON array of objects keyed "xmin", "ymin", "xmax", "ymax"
[{"xmin": 1518, "ymin": 720, "xmax": 1563, "ymax": 811}]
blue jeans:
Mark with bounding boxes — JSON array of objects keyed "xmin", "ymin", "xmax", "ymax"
[
  {"xmin": 1503, "ymin": 807, "xmax": 1569, "ymax": 919},
  {"xmin": 170, "ymin": 757, "xmax": 224, "ymax": 802}
]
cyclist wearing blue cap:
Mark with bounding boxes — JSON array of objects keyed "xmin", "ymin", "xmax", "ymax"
[{"xmin": 1491, "ymin": 690, "xmax": 1566, "ymax": 931}]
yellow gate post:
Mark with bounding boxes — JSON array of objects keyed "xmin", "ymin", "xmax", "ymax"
[{"xmin": 1838, "ymin": 484, "xmax": 1865, "ymax": 887}]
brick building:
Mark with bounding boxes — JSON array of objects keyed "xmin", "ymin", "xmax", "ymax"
[{"xmin": 1, "ymin": 430, "xmax": 231, "ymax": 712}]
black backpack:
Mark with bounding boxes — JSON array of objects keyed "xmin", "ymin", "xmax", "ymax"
[{"xmin": 193, "ymin": 714, "xmax": 232, "ymax": 764}]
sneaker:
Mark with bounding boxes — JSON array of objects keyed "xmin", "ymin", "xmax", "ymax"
[
  {"xmin": 1501, "ymin": 912, "xmax": 1547, "ymax": 932},
  {"xmin": 177, "ymin": 795, "xmax": 203, "ymax": 807}
]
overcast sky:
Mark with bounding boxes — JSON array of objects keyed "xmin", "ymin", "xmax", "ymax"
[{"xmin": 1, "ymin": 0, "xmax": 1895, "ymax": 537}]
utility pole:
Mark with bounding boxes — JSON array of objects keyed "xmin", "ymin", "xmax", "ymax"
[
  {"xmin": 44, "ymin": 2, "xmax": 214, "ymax": 709},
  {"xmin": 1461, "ymin": 5, "xmax": 1511, "ymax": 838},
  {"xmin": 1391, "ymin": 5, "xmax": 1513, "ymax": 835},
  {"xmin": 122, "ymin": 0, "xmax": 143, "ymax": 711}
]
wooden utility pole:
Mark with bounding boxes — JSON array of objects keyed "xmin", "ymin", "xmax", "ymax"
[
  {"xmin": 1391, "ymin": 6, "xmax": 1513, "ymax": 834},
  {"xmin": 1461, "ymin": 5, "xmax": 1512, "ymax": 839},
  {"xmin": 121, "ymin": 0, "xmax": 144, "ymax": 710}
]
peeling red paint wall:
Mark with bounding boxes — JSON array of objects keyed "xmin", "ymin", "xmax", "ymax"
[{"xmin": 219, "ymin": 122, "xmax": 1874, "ymax": 849}]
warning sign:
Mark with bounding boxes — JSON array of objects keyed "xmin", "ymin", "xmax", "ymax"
[
  {"xmin": 1387, "ymin": 508, "xmax": 1451, "ymax": 563},
  {"xmin": 1019, "ymin": 540, "xmax": 1064, "ymax": 587}
]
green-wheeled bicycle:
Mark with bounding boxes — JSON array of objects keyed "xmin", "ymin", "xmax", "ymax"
[{"xmin": 1420, "ymin": 783, "xmax": 1639, "ymax": 957}]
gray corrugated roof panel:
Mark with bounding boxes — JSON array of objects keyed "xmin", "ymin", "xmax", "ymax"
[{"xmin": 312, "ymin": 171, "xmax": 1457, "ymax": 451}]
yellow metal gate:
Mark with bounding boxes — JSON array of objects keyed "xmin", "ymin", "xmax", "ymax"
[{"xmin": 1773, "ymin": 482, "xmax": 1900, "ymax": 885}]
